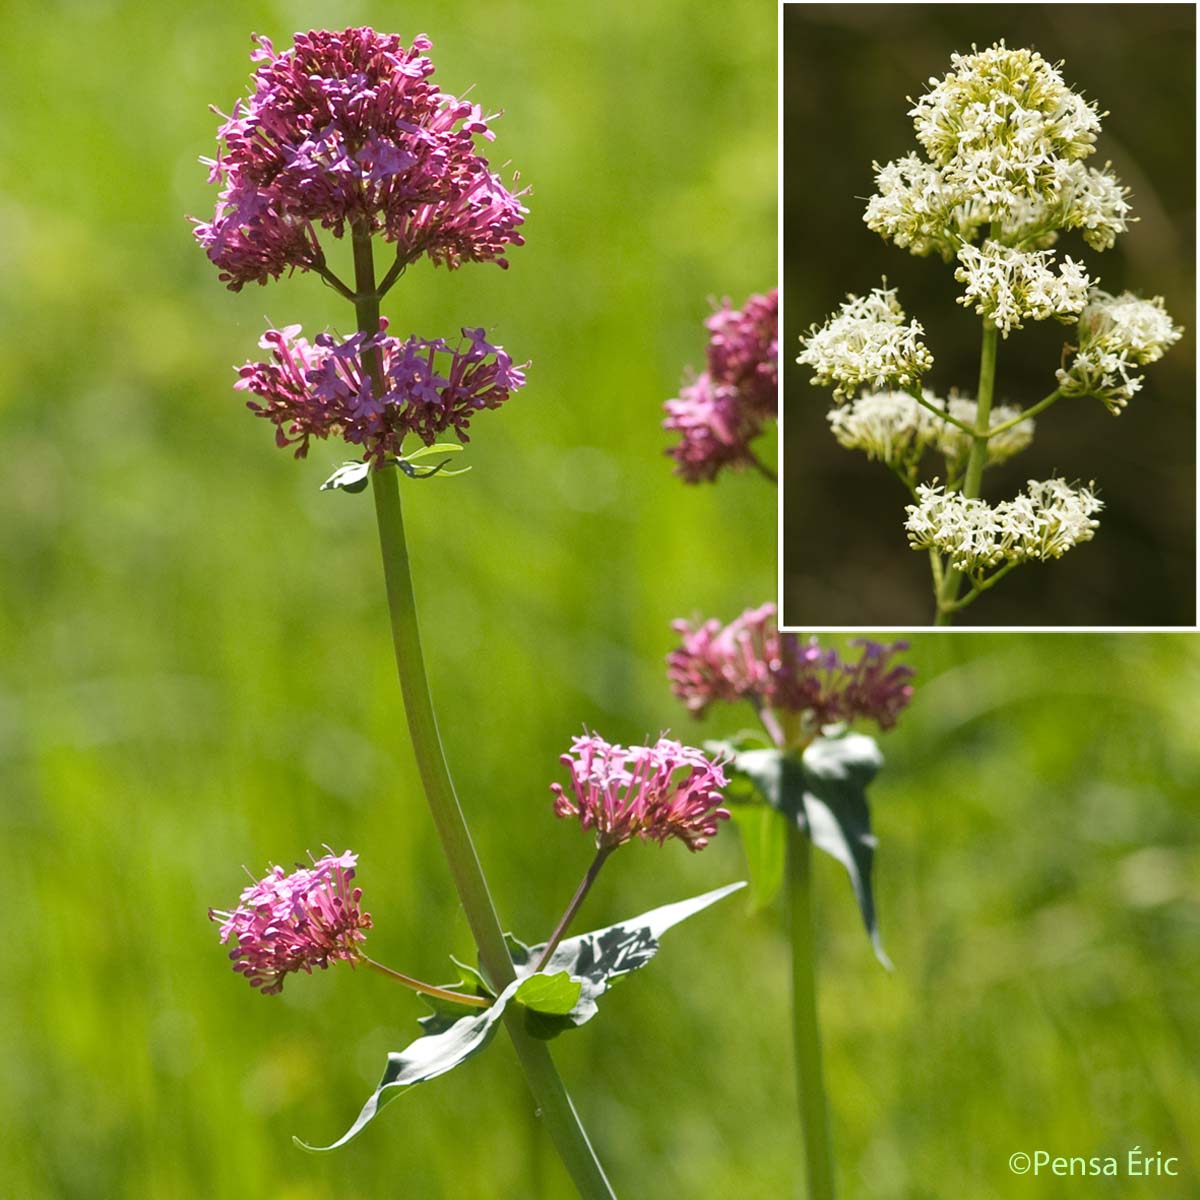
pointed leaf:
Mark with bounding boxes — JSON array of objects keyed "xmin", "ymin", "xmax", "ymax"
[
  {"xmin": 403, "ymin": 443, "xmax": 465, "ymax": 462},
  {"xmin": 319, "ymin": 461, "xmax": 371, "ymax": 493},
  {"xmin": 518, "ymin": 882, "xmax": 745, "ymax": 1037},
  {"xmin": 295, "ymin": 980, "xmax": 518, "ymax": 1153},
  {"xmin": 801, "ymin": 734, "xmax": 890, "ymax": 968}
]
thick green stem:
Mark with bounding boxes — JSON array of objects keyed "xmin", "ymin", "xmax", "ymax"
[
  {"xmin": 934, "ymin": 319, "xmax": 998, "ymax": 623},
  {"xmin": 789, "ymin": 824, "xmax": 836, "ymax": 1200},
  {"xmin": 352, "ymin": 226, "xmax": 616, "ymax": 1199}
]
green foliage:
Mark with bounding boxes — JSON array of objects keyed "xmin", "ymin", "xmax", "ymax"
[
  {"xmin": 716, "ymin": 734, "xmax": 890, "ymax": 966},
  {"xmin": 299, "ymin": 885, "xmax": 742, "ymax": 1151}
]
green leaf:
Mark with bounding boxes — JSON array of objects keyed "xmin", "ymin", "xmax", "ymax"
[
  {"xmin": 717, "ymin": 736, "xmax": 890, "ymax": 965},
  {"xmin": 301, "ymin": 883, "xmax": 744, "ymax": 1149},
  {"xmin": 732, "ymin": 805, "xmax": 787, "ymax": 909},
  {"xmin": 519, "ymin": 881, "xmax": 745, "ymax": 1037},
  {"xmin": 801, "ymin": 734, "xmax": 890, "ymax": 969},
  {"xmin": 319, "ymin": 461, "xmax": 371, "ymax": 493},
  {"xmin": 295, "ymin": 978, "xmax": 520, "ymax": 1153},
  {"xmin": 402, "ymin": 443, "xmax": 464, "ymax": 462},
  {"xmin": 514, "ymin": 971, "xmax": 582, "ymax": 1015}
]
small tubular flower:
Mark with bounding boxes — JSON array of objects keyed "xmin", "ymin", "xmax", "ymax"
[
  {"xmin": 209, "ymin": 851, "xmax": 371, "ymax": 994},
  {"xmin": 235, "ymin": 320, "xmax": 526, "ymax": 460},
  {"xmin": 194, "ymin": 28, "xmax": 526, "ymax": 290},
  {"xmin": 905, "ymin": 478, "xmax": 1103, "ymax": 573},
  {"xmin": 664, "ymin": 289, "xmax": 778, "ymax": 482},
  {"xmin": 551, "ymin": 735, "xmax": 730, "ymax": 852},
  {"xmin": 797, "ymin": 284, "xmax": 933, "ymax": 401},
  {"xmin": 668, "ymin": 603, "xmax": 914, "ymax": 733},
  {"xmin": 954, "ymin": 241, "xmax": 1091, "ymax": 335}
]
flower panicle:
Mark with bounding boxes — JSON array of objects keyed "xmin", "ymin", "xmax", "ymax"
[
  {"xmin": 209, "ymin": 850, "xmax": 371, "ymax": 994},
  {"xmin": 194, "ymin": 27, "xmax": 527, "ymax": 291},
  {"xmin": 664, "ymin": 289, "xmax": 778, "ymax": 482},
  {"xmin": 235, "ymin": 319, "xmax": 526, "ymax": 460},
  {"xmin": 551, "ymin": 734, "xmax": 731, "ymax": 852},
  {"xmin": 668, "ymin": 603, "xmax": 914, "ymax": 734},
  {"xmin": 904, "ymin": 477, "xmax": 1103, "ymax": 572}
]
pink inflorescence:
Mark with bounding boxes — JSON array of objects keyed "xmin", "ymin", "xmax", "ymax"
[
  {"xmin": 235, "ymin": 319, "xmax": 526, "ymax": 459},
  {"xmin": 668, "ymin": 603, "xmax": 914, "ymax": 731},
  {"xmin": 552, "ymin": 734, "xmax": 730, "ymax": 852},
  {"xmin": 194, "ymin": 28, "xmax": 526, "ymax": 291},
  {"xmin": 209, "ymin": 850, "xmax": 371, "ymax": 994},
  {"xmin": 664, "ymin": 289, "xmax": 779, "ymax": 482}
]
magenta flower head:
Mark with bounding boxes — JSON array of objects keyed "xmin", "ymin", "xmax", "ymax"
[
  {"xmin": 664, "ymin": 289, "xmax": 779, "ymax": 482},
  {"xmin": 209, "ymin": 850, "xmax": 371, "ymax": 994},
  {"xmin": 668, "ymin": 604, "xmax": 914, "ymax": 737},
  {"xmin": 235, "ymin": 320, "xmax": 526, "ymax": 459},
  {"xmin": 194, "ymin": 28, "xmax": 526, "ymax": 291},
  {"xmin": 551, "ymin": 734, "xmax": 730, "ymax": 852}
]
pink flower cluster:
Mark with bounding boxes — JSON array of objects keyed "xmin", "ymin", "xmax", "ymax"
[
  {"xmin": 209, "ymin": 850, "xmax": 371, "ymax": 994},
  {"xmin": 552, "ymin": 734, "xmax": 730, "ymax": 852},
  {"xmin": 668, "ymin": 603, "xmax": 914, "ymax": 731},
  {"xmin": 194, "ymin": 28, "xmax": 526, "ymax": 291},
  {"xmin": 664, "ymin": 289, "xmax": 779, "ymax": 482},
  {"xmin": 235, "ymin": 320, "xmax": 526, "ymax": 460}
]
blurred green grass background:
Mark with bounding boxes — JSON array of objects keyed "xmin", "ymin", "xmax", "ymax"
[{"xmin": 2, "ymin": 2, "xmax": 1198, "ymax": 1198}]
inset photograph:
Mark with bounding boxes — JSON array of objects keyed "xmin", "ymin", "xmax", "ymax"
[{"xmin": 782, "ymin": 4, "xmax": 1196, "ymax": 627}]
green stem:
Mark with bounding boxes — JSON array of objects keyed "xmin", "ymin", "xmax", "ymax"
[
  {"xmin": 934, "ymin": 318, "xmax": 998, "ymax": 623},
  {"xmin": 984, "ymin": 388, "xmax": 1061, "ymax": 438},
  {"xmin": 904, "ymin": 384, "xmax": 976, "ymax": 436},
  {"xmin": 534, "ymin": 846, "xmax": 614, "ymax": 973},
  {"xmin": 360, "ymin": 955, "xmax": 491, "ymax": 1008},
  {"xmin": 351, "ymin": 226, "xmax": 616, "ymax": 1200},
  {"xmin": 788, "ymin": 824, "xmax": 836, "ymax": 1200}
]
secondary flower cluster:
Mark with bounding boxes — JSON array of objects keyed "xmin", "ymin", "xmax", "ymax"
[
  {"xmin": 827, "ymin": 389, "xmax": 1034, "ymax": 470},
  {"xmin": 1058, "ymin": 290, "xmax": 1184, "ymax": 413},
  {"xmin": 664, "ymin": 289, "xmax": 779, "ymax": 482},
  {"xmin": 796, "ymin": 284, "xmax": 933, "ymax": 401},
  {"xmin": 551, "ymin": 734, "xmax": 730, "ymax": 851},
  {"xmin": 668, "ymin": 603, "xmax": 914, "ymax": 733},
  {"xmin": 210, "ymin": 851, "xmax": 371, "ymax": 994},
  {"xmin": 905, "ymin": 477, "xmax": 1103, "ymax": 573},
  {"xmin": 954, "ymin": 241, "xmax": 1091, "ymax": 336},
  {"xmin": 195, "ymin": 28, "xmax": 525, "ymax": 290},
  {"xmin": 236, "ymin": 321, "xmax": 525, "ymax": 460}
]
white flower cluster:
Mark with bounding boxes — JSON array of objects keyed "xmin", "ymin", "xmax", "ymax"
[
  {"xmin": 910, "ymin": 42, "xmax": 1101, "ymax": 206},
  {"xmin": 827, "ymin": 389, "xmax": 1034, "ymax": 467},
  {"xmin": 1057, "ymin": 289, "xmax": 1184, "ymax": 413},
  {"xmin": 864, "ymin": 43, "xmax": 1132, "ymax": 267},
  {"xmin": 797, "ymin": 285, "xmax": 934, "ymax": 401},
  {"xmin": 905, "ymin": 477, "xmax": 1103, "ymax": 573},
  {"xmin": 954, "ymin": 241, "xmax": 1091, "ymax": 335}
]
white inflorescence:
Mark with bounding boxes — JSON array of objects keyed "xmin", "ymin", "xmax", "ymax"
[
  {"xmin": 904, "ymin": 477, "xmax": 1103, "ymax": 573},
  {"xmin": 954, "ymin": 241, "xmax": 1091, "ymax": 335},
  {"xmin": 827, "ymin": 389, "xmax": 1034, "ymax": 467},
  {"xmin": 797, "ymin": 285, "xmax": 934, "ymax": 401},
  {"xmin": 861, "ymin": 40, "xmax": 1137, "ymax": 333},
  {"xmin": 1057, "ymin": 289, "xmax": 1184, "ymax": 413},
  {"xmin": 909, "ymin": 42, "xmax": 1102, "ymax": 206}
]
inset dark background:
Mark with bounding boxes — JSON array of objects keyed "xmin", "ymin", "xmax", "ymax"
[{"xmin": 783, "ymin": 4, "xmax": 1196, "ymax": 626}]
